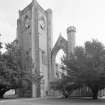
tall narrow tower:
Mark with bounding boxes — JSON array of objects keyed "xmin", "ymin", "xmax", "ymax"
[{"xmin": 67, "ymin": 26, "xmax": 76, "ymax": 57}]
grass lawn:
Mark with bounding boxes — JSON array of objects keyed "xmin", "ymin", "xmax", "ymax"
[
  {"xmin": 1, "ymin": 97, "xmax": 105, "ymax": 105},
  {"xmin": 23, "ymin": 97, "xmax": 105, "ymax": 105}
]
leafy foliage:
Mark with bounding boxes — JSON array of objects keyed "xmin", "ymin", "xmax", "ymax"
[
  {"xmin": 0, "ymin": 41, "xmax": 34, "ymax": 98},
  {"xmin": 51, "ymin": 40, "xmax": 105, "ymax": 99}
]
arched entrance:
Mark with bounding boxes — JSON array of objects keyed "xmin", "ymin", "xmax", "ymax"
[{"xmin": 51, "ymin": 35, "xmax": 68, "ymax": 81}]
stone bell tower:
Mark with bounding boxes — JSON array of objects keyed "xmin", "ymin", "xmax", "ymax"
[
  {"xmin": 67, "ymin": 26, "xmax": 76, "ymax": 57},
  {"xmin": 17, "ymin": 0, "xmax": 52, "ymax": 98}
]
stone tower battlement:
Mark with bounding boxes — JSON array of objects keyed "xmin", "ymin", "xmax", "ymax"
[
  {"xmin": 17, "ymin": 0, "xmax": 53, "ymax": 98},
  {"xmin": 67, "ymin": 26, "xmax": 76, "ymax": 33}
]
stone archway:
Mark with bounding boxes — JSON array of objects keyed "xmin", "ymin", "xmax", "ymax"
[{"xmin": 51, "ymin": 35, "xmax": 68, "ymax": 81}]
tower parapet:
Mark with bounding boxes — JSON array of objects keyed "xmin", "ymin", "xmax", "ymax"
[{"xmin": 67, "ymin": 26, "xmax": 76, "ymax": 33}]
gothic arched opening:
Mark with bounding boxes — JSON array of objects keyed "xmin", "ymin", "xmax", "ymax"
[
  {"xmin": 51, "ymin": 36, "xmax": 67, "ymax": 80},
  {"xmin": 55, "ymin": 49, "xmax": 66, "ymax": 79}
]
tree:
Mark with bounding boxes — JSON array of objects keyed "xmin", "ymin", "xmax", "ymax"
[
  {"xmin": 4, "ymin": 41, "xmax": 33, "ymax": 97},
  {"xmin": 0, "ymin": 40, "xmax": 33, "ymax": 98},
  {"xmin": 61, "ymin": 40, "xmax": 105, "ymax": 99},
  {"xmin": 4, "ymin": 41, "xmax": 43, "ymax": 97},
  {"xmin": 50, "ymin": 75, "xmax": 79, "ymax": 98},
  {"xmin": 0, "ymin": 42, "xmax": 12, "ymax": 98},
  {"xmin": 51, "ymin": 40, "xmax": 105, "ymax": 99}
]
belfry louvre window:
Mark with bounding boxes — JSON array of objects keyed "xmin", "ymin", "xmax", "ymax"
[{"xmin": 42, "ymin": 50, "xmax": 47, "ymax": 65}]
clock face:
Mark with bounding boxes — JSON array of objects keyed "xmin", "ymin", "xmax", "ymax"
[
  {"xmin": 39, "ymin": 15, "xmax": 46, "ymax": 31},
  {"xmin": 24, "ymin": 15, "xmax": 31, "ymax": 30}
]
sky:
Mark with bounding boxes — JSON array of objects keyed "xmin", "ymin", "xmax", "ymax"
[{"xmin": 0, "ymin": 0, "xmax": 105, "ymax": 52}]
